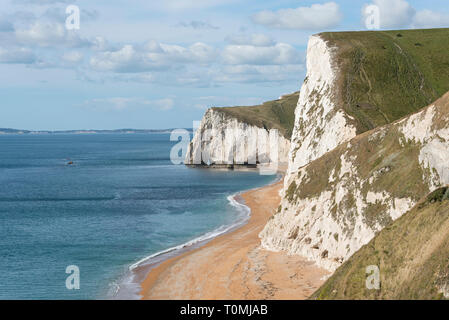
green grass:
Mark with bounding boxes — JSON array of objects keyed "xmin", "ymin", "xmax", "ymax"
[
  {"xmin": 311, "ymin": 187, "xmax": 449, "ymax": 300},
  {"xmin": 212, "ymin": 92, "xmax": 299, "ymax": 139},
  {"xmin": 286, "ymin": 181, "xmax": 297, "ymax": 202},
  {"xmin": 321, "ymin": 28, "xmax": 449, "ymax": 134}
]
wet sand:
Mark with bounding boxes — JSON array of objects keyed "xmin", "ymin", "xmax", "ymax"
[{"xmin": 139, "ymin": 178, "xmax": 329, "ymax": 300}]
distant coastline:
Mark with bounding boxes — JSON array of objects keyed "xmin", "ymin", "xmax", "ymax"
[{"xmin": 0, "ymin": 128, "xmax": 193, "ymax": 135}]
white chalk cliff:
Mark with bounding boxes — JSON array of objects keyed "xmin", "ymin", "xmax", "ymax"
[
  {"xmin": 285, "ymin": 35, "xmax": 357, "ymax": 188},
  {"xmin": 186, "ymin": 33, "xmax": 449, "ymax": 275},
  {"xmin": 261, "ymin": 81, "xmax": 449, "ymax": 271},
  {"xmin": 185, "ymin": 108, "xmax": 290, "ymax": 166}
]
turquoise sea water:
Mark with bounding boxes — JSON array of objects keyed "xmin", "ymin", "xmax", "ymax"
[{"xmin": 0, "ymin": 134, "xmax": 275, "ymax": 300}]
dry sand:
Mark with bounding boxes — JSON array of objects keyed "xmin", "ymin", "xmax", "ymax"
[{"xmin": 140, "ymin": 178, "xmax": 328, "ymax": 300}]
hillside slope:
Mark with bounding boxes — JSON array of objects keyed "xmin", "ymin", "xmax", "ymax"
[
  {"xmin": 216, "ymin": 91, "xmax": 299, "ymax": 140},
  {"xmin": 323, "ymin": 28, "xmax": 449, "ymax": 134},
  {"xmin": 185, "ymin": 93, "xmax": 298, "ymax": 166},
  {"xmin": 286, "ymin": 28, "xmax": 449, "ymax": 186},
  {"xmin": 312, "ymin": 187, "xmax": 449, "ymax": 300},
  {"xmin": 261, "ymin": 91, "xmax": 449, "ymax": 271}
]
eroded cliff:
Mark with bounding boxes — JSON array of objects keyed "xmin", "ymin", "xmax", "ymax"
[
  {"xmin": 261, "ymin": 92, "xmax": 449, "ymax": 271},
  {"xmin": 185, "ymin": 93, "xmax": 298, "ymax": 167},
  {"xmin": 312, "ymin": 187, "xmax": 449, "ymax": 300},
  {"xmin": 261, "ymin": 29, "xmax": 449, "ymax": 272}
]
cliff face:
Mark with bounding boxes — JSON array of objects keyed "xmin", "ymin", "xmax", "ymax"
[
  {"xmin": 185, "ymin": 94, "xmax": 298, "ymax": 167},
  {"xmin": 185, "ymin": 28, "xmax": 449, "ymax": 279},
  {"xmin": 260, "ymin": 92, "xmax": 449, "ymax": 271},
  {"xmin": 285, "ymin": 35, "xmax": 357, "ymax": 187},
  {"xmin": 286, "ymin": 28, "xmax": 449, "ymax": 193},
  {"xmin": 312, "ymin": 187, "xmax": 449, "ymax": 300},
  {"xmin": 260, "ymin": 29, "xmax": 449, "ymax": 272}
]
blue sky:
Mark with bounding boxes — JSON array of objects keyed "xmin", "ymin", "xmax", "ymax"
[{"xmin": 1, "ymin": 0, "xmax": 448, "ymax": 130}]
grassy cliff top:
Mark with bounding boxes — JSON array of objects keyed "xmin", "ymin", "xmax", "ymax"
[
  {"xmin": 210, "ymin": 28, "xmax": 449, "ymax": 140},
  {"xmin": 320, "ymin": 28, "xmax": 449, "ymax": 134},
  {"xmin": 211, "ymin": 91, "xmax": 299, "ymax": 139},
  {"xmin": 311, "ymin": 187, "xmax": 449, "ymax": 300}
]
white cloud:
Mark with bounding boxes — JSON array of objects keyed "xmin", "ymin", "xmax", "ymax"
[
  {"xmin": 160, "ymin": 42, "xmax": 216, "ymax": 63},
  {"xmin": 1, "ymin": 5, "xmax": 306, "ymax": 85},
  {"xmin": 90, "ymin": 45, "xmax": 146, "ymax": 73},
  {"xmin": 413, "ymin": 9, "xmax": 449, "ymax": 29},
  {"xmin": 144, "ymin": 40, "xmax": 164, "ymax": 53},
  {"xmin": 41, "ymin": 7, "xmax": 99, "ymax": 23},
  {"xmin": 363, "ymin": 0, "xmax": 449, "ymax": 29},
  {"xmin": 12, "ymin": 0, "xmax": 75, "ymax": 5},
  {"xmin": 155, "ymin": 0, "xmax": 236, "ymax": 11},
  {"xmin": 217, "ymin": 64, "xmax": 305, "ymax": 83},
  {"xmin": 252, "ymin": 2, "xmax": 342, "ymax": 30},
  {"xmin": 15, "ymin": 22, "xmax": 65, "ymax": 45},
  {"xmin": 177, "ymin": 21, "xmax": 219, "ymax": 30},
  {"xmin": 362, "ymin": 0, "xmax": 415, "ymax": 29},
  {"xmin": 15, "ymin": 22, "xmax": 90, "ymax": 47},
  {"xmin": 222, "ymin": 43, "xmax": 302, "ymax": 65},
  {"xmin": 82, "ymin": 97, "xmax": 174, "ymax": 111},
  {"xmin": 0, "ymin": 47, "xmax": 35, "ymax": 64},
  {"xmin": 225, "ymin": 33, "xmax": 275, "ymax": 47},
  {"xmin": 62, "ymin": 51, "xmax": 83, "ymax": 63},
  {"xmin": 86, "ymin": 37, "xmax": 306, "ymax": 86},
  {"xmin": 90, "ymin": 41, "xmax": 216, "ymax": 73},
  {"xmin": 91, "ymin": 36, "xmax": 107, "ymax": 51}
]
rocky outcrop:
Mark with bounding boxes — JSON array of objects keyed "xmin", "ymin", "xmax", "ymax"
[
  {"xmin": 260, "ymin": 92, "xmax": 449, "ymax": 271},
  {"xmin": 184, "ymin": 89, "xmax": 300, "ymax": 168},
  {"xmin": 185, "ymin": 105, "xmax": 291, "ymax": 167}
]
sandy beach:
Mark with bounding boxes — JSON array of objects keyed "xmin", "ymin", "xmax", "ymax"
[{"xmin": 139, "ymin": 176, "xmax": 329, "ymax": 300}]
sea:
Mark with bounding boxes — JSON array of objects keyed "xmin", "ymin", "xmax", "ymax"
[{"xmin": 0, "ymin": 133, "xmax": 276, "ymax": 299}]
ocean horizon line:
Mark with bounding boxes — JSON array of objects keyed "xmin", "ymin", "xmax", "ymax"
[{"xmin": 0, "ymin": 128, "xmax": 194, "ymax": 135}]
